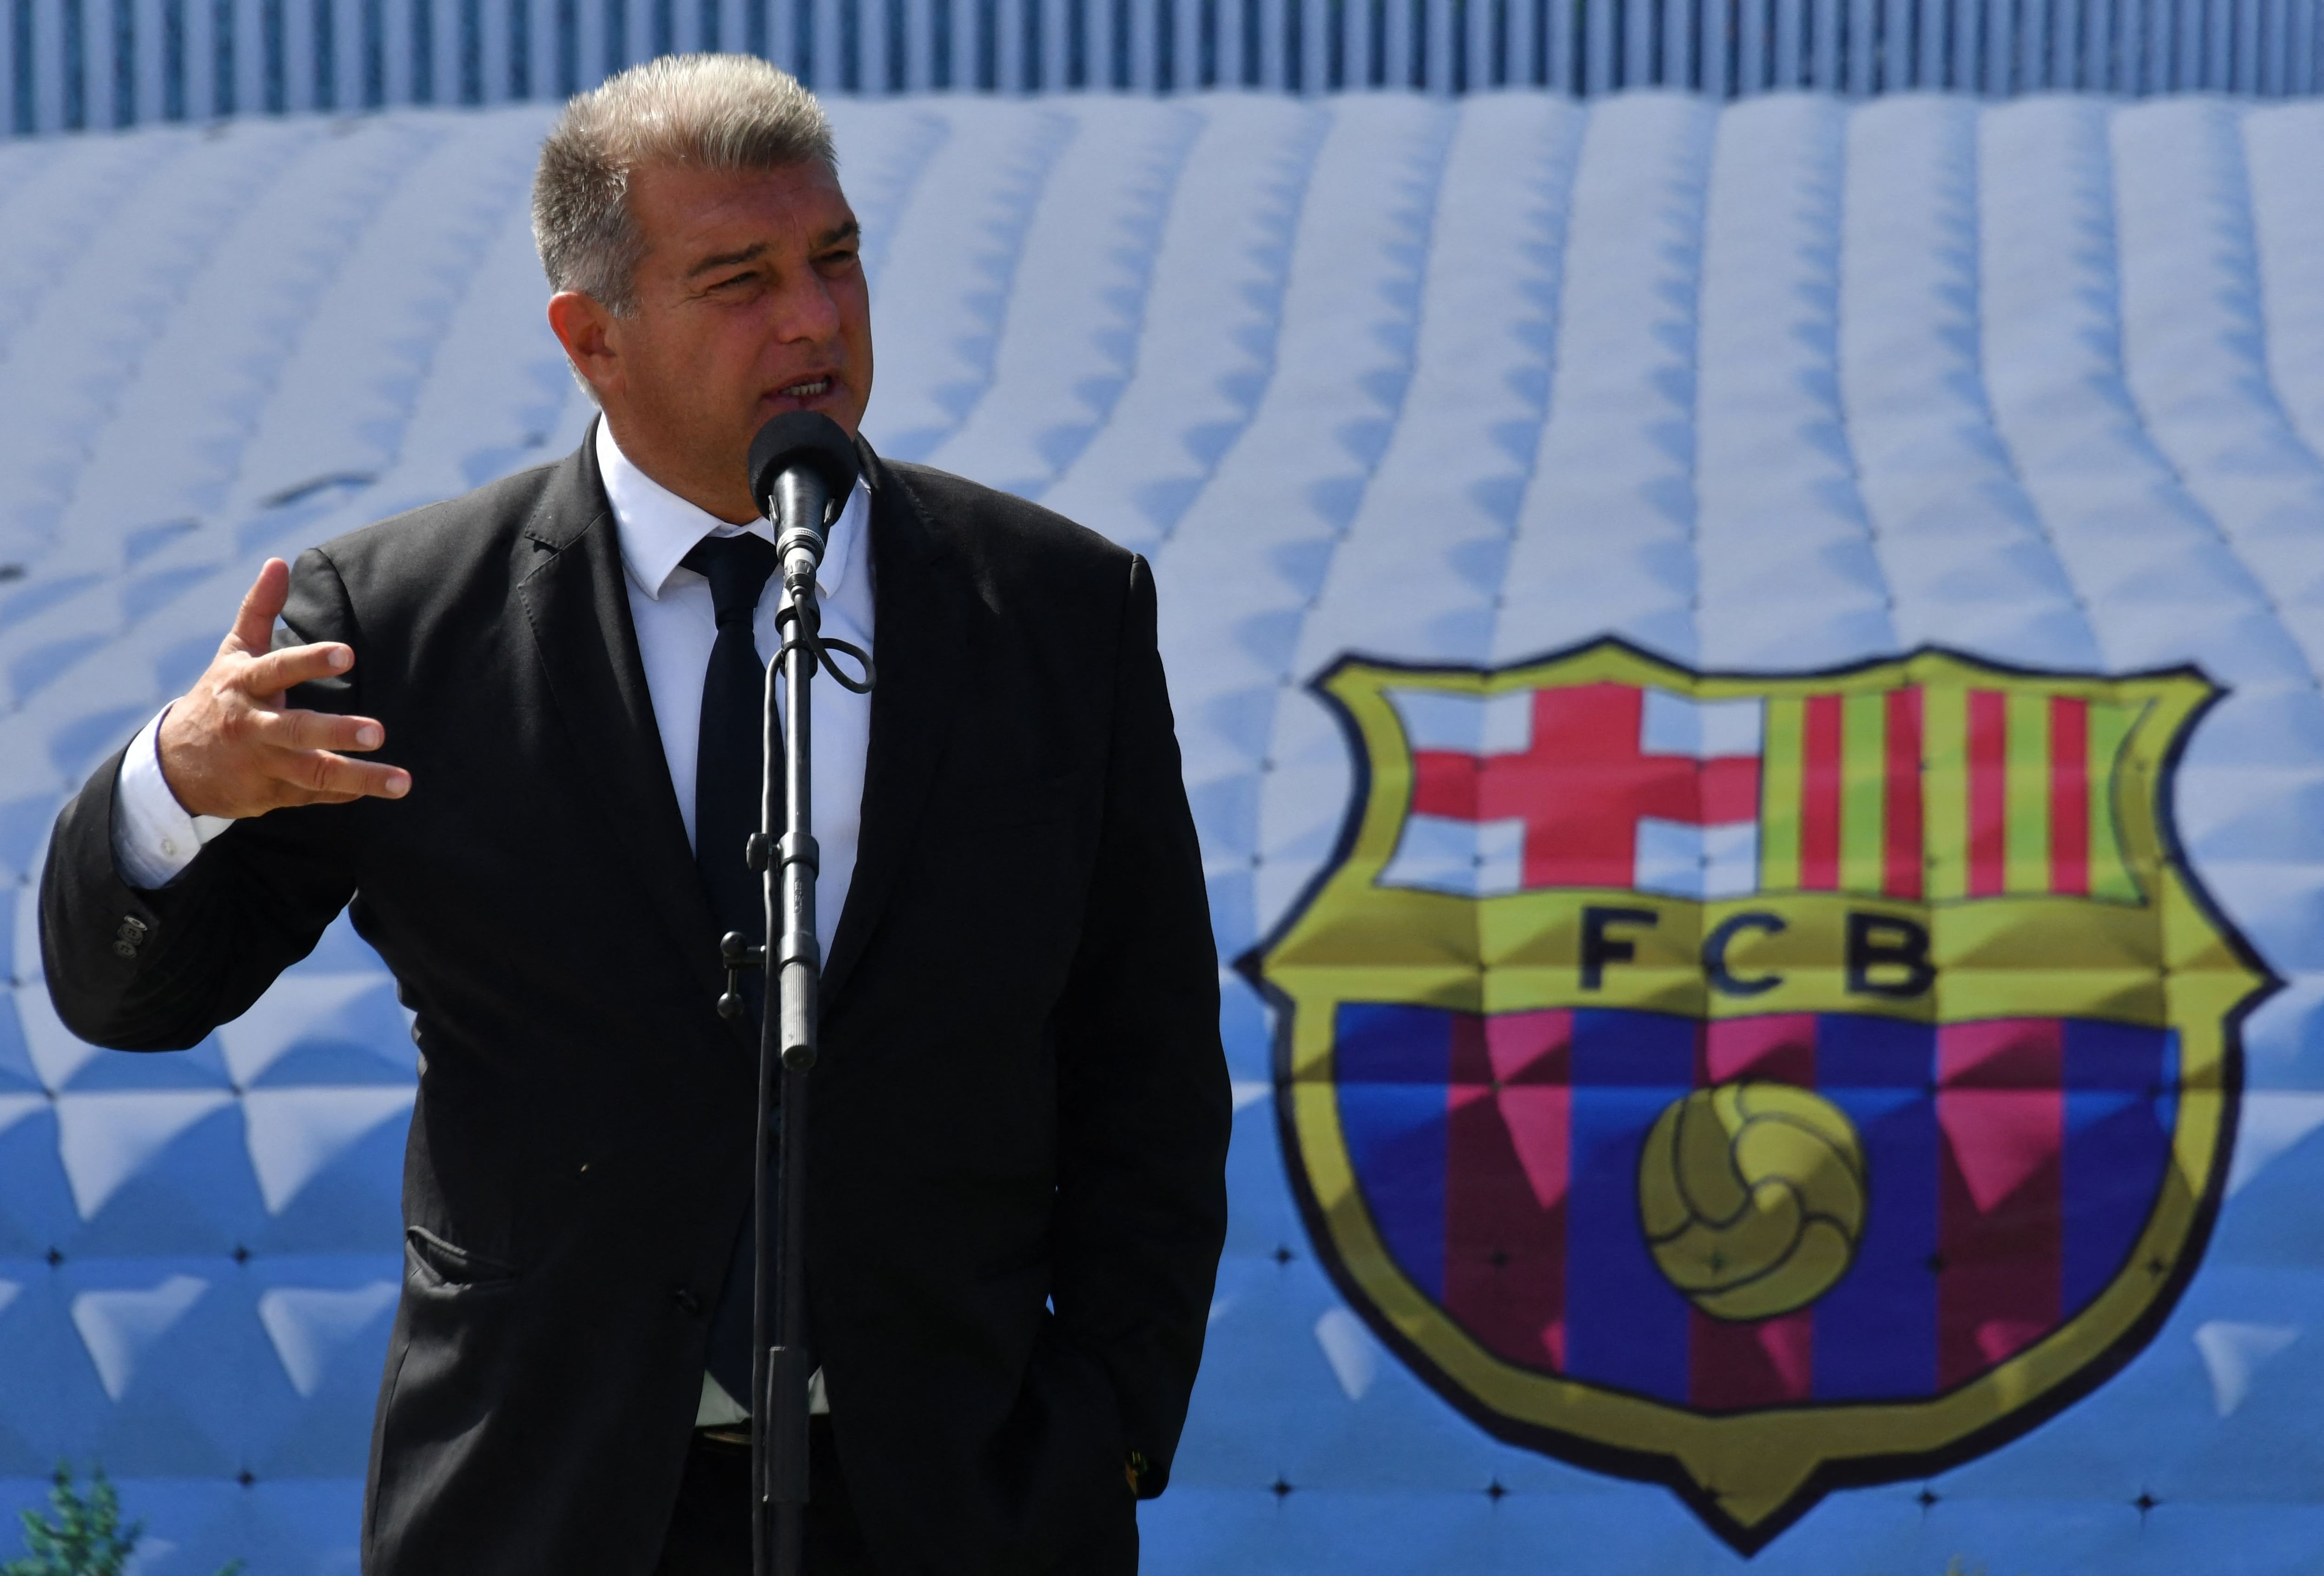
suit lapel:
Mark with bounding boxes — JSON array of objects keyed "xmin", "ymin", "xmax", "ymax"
[
  {"xmin": 822, "ymin": 444, "xmax": 968, "ymax": 1007},
  {"xmin": 515, "ymin": 425, "xmax": 749, "ymax": 1053}
]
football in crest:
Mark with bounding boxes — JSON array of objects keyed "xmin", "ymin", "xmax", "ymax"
[{"xmin": 1639, "ymin": 1081, "xmax": 1868, "ymax": 1321}]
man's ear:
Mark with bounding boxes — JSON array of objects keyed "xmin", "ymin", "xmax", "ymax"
[{"xmin": 547, "ymin": 291, "xmax": 620, "ymax": 402}]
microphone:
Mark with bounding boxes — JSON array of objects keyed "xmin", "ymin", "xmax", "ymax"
[
  {"xmin": 749, "ymin": 412, "xmax": 862, "ymax": 599},
  {"xmin": 747, "ymin": 411, "xmax": 872, "ymax": 696}
]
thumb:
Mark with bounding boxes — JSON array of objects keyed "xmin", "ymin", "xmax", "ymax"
[{"xmin": 225, "ymin": 559, "xmax": 291, "ymax": 658}]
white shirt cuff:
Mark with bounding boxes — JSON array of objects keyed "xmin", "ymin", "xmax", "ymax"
[{"xmin": 112, "ymin": 706, "xmax": 233, "ymax": 890}]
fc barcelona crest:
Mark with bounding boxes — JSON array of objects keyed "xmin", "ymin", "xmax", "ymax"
[{"xmin": 1237, "ymin": 639, "xmax": 2277, "ymax": 1553}]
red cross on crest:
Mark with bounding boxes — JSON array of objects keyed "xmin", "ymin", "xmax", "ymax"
[{"xmin": 1400, "ymin": 682, "xmax": 1763, "ymax": 894}]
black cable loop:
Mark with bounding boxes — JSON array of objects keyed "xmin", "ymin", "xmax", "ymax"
[{"xmin": 773, "ymin": 600, "xmax": 874, "ymax": 694}]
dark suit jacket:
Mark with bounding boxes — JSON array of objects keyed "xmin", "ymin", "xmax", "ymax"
[{"xmin": 39, "ymin": 433, "xmax": 1231, "ymax": 1576}]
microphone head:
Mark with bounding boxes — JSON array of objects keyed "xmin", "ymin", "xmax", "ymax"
[{"xmin": 748, "ymin": 412, "xmax": 861, "ymax": 517}]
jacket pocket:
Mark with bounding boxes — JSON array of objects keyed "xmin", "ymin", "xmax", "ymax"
[
  {"xmin": 370, "ymin": 1231, "xmax": 529, "ymax": 1567},
  {"xmin": 403, "ymin": 1225, "xmax": 522, "ymax": 1292}
]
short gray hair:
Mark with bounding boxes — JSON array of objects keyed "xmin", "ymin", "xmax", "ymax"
[{"xmin": 532, "ymin": 53, "xmax": 835, "ymax": 317}]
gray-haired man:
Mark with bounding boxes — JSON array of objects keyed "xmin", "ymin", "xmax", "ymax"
[{"xmin": 41, "ymin": 54, "xmax": 1230, "ymax": 1576}]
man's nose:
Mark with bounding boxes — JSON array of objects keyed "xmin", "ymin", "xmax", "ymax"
[{"xmin": 773, "ymin": 276, "xmax": 843, "ymax": 343}]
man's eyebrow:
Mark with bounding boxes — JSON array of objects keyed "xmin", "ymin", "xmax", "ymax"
[
  {"xmin": 686, "ymin": 242, "xmax": 768, "ymax": 280},
  {"xmin": 684, "ymin": 224, "xmax": 858, "ymax": 280}
]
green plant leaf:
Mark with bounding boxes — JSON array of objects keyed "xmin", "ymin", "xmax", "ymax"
[{"xmin": 2, "ymin": 1464, "xmax": 142, "ymax": 1576}]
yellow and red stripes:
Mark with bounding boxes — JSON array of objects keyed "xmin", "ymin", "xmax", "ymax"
[{"xmin": 1758, "ymin": 687, "xmax": 2139, "ymax": 902}]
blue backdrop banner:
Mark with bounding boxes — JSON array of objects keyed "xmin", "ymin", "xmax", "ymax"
[{"xmin": 3, "ymin": 87, "xmax": 2324, "ymax": 1573}]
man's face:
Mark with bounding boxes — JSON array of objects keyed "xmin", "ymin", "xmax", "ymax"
[{"xmin": 550, "ymin": 157, "xmax": 872, "ymax": 523}]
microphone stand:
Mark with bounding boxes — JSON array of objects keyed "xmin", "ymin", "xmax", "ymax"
[{"xmin": 717, "ymin": 461, "xmax": 871, "ymax": 1576}]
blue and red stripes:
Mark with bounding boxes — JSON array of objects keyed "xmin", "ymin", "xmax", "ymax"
[
  {"xmin": 1329, "ymin": 1004, "xmax": 2177, "ymax": 1410},
  {"xmin": 1447, "ymin": 1010, "xmax": 1572, "ymax": 1370},
  {"xmin": 1935, "ymin": 1020, "xmax": 2064, "ymax": 1386},
  {"xmin": 1807, "ymin": 1014, "xmax": 1941, "ymax": 1400},
  {"xmin": 1564, "ymin": 1011, "xmax": 1696, "ymax": 1401}
]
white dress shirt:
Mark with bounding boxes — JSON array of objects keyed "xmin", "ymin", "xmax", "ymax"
[{"xmin": 111, "ymin": 417, "xmax": 876, "ymax": 1426}]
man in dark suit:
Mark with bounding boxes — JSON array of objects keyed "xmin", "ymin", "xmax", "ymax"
[{"xmin": 39, "ymin": 53, "xmax": 1229, "ymax": 1576}]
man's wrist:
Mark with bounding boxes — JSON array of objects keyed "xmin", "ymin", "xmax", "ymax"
[{"xmin": 112, "ymin": 706, "xmax": 232, "ymax": 890}]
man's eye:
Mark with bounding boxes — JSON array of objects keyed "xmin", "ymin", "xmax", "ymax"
[
  {"xmin": 711, "ymin": 272, "xmax": 758, "ymax": 292},
  {"xmin": 819, "ymin": 250, "xmax": 860, "ymax": 269}
]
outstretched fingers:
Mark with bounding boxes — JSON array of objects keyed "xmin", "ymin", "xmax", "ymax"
[
  {"xmin": 219, "ymin": 567, "xmax": 404, "ymax": 804},
  {"xmin": 282, "ymin": 749, "xmax": 410, "ymax": 804},
  {"xmin": 157, "ymin": 560, "xmax": 416, "ymax": 818},
  {"xmin": 239, "ymin": 640, "xmax": 353, "ymax": 699},
  {"xmin": 243, "ymin": 706, "xmax": 383, "ymax": 755},
  {"xmin": 226, "ymin": 559, "xmax": 292, "ymax": 658},
  {"xmin": 244, "ymin": 708, "xmax": 409, "ymax": 803},
  {"xmin": 224, "ymin": 561, "xmax": 351, "ymax": 697}
]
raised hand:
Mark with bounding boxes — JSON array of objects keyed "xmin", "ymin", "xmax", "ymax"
[{"xmin": 155, "ymin": 558, "xmax": 411, "ymax": 819}]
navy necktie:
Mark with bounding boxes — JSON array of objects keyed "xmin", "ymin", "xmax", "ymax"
[
  {"xmin": 686, "ymin": 533, "xmax": 780, "ymax": 974},
  {"xmin": 685, "ymin": 531, "xmax": 780, "ymax": 1411}
]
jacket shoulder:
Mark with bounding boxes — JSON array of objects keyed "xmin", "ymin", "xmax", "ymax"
[
  {"xmin": 884, "ymin": 460, "xmax": 1136, "ymax": 588},
  {"xmin": 308, "ymin": 459, "xmax": 570, "ymax": 600}
]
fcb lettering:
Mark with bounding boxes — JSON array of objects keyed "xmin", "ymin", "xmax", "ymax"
[
  {"xmin": 1576, "ymin": 902, "xmax": 1942, "ymax": 1000},
  {"xmin": 1241, "ymin": 638, "xmax": 2275, "ymax": 1553}
]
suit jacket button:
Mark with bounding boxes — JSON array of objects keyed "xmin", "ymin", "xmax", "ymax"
[
  {"xmin": 673, "ymin": 1288, "xmax": 704, "ymax": 1318},
  {"xmin": 112, "ymin": 940, "xmax": 137, "ymax": 959}
]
